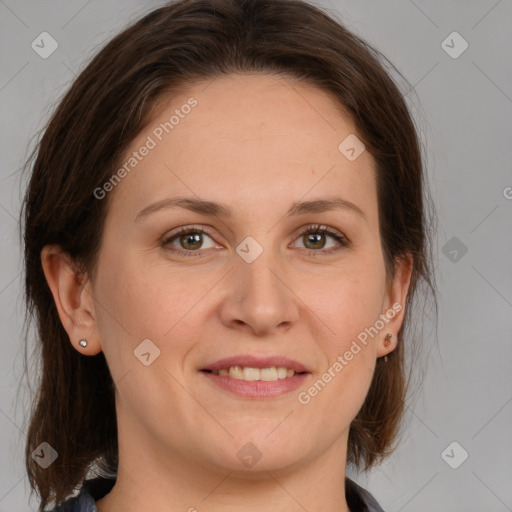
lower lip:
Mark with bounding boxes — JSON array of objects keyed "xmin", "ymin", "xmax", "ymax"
[{"xmin": 201, "ymin": 371, "xmax": 310, "ymax": 398}]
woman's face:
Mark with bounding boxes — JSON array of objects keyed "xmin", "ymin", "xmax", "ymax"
[{"xmin": 83, "ymin": 73, "xmax": 410, "ymax": 475}]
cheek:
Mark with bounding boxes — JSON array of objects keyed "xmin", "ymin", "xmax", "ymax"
[
  {"xmin": 315, "ymin": 258, "xmax": 386, "ymax": 342},
  {"xmin": 95, "ymin": 250, "xmax": 183, "ymax": 336},
  {"xmin": 92, "ymin": 255, "xmax": 206, "ymax": 428},
  {"xmin": 305, "ymin": 259, "xmax": 385, "ymax": 403},
  {"xmin": 302, "ymin": 282, "xmax": 380, "ymax": 426},
  {"xmin": 93, "ymin": 250, "xmax": 212, "ymax": 380}
]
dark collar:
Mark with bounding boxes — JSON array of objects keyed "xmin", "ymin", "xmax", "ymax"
[
  {"xmin": 82, "ymin": 476, "xmax": 116, "ymax": 501},
  {"xmin": 81, "ymin": 475, "xmax": 382, "ymax": 512}
]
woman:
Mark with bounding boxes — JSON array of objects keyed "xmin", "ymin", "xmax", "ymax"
[{"xmin": 21, "ymin": 1, "xmax": 437, "ymax": 511}]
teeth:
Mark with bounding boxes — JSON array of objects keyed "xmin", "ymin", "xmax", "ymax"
[
  {"xmin": 260, "ymin": 367, "xmax": 278, "ymax": 381},
  {"xmin": 212, "ymin": 366, "xmax": 297, "ymax": 381},
  {"xmin": 229, "ymin": 366, "xmax": 244, "ymax": 379},
  {"xmin": 242, "ymin": 367, "xmax": 260, "ymax": 381}
]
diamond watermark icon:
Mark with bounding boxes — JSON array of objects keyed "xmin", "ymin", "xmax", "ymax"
[
  {"xmin": 237, "ymin": 442, "xmax": 263, "ymax": 467},
  {"xmin": 338, "ymin": 134, "xmax": 365, "ymax": 162},
  {"xmin": 441, "ymin": 31, "xmax": 468, "ymax": 59},
  {"xmin": 31, "ymin": 32, "xmax": 58, "ymax": 59},
  {"xmin": 134, "ymin": 338, "xmax": 161, "ymax": 366},
  {"xmin": 236, "ymin": 236, "xmax": 263, "ymax": 263},
  {"xmin": 441, "ymin": 441, "xmax": 469, "ymax": 469},
  {"xmin": 31, "ymin": 442, "xmax": 58, "ymax": 469},
  {"xmin": 442, "ymin": 236, "xmax": 468, "ymax": 263}
]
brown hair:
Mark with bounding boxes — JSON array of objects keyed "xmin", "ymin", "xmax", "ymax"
[{"xmin": 20, "ymin": 0, "xmax": 437, "ymax": 509}]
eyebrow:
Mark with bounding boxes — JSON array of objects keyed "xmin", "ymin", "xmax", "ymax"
[{"xmin": 135, "ymin": 195, "xmax": 367, "ymax": 223}]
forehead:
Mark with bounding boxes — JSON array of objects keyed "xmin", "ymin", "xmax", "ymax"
[{"xmin": 107, "ymin": 73, "xmax": 377, "ymax": 223}]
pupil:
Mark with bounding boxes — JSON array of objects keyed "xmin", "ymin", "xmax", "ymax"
[
  {"xmin": 179, "ymin": 232, "xmax": 326, "ymax": 251},
  {"xmin": 307, "ymin": 233, "xmax": 324, "ymax": 249},
  {"xmin": 182, "ymin": 233, "xmax": 201, "ymax": 249}
]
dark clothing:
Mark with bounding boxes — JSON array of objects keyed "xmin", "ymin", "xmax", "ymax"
[{"xmin": 54, "ymin": 476, "xmax": 385, "ymax": 512}]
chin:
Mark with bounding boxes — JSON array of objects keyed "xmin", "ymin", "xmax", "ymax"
[{"xmin": 201, "ymin": 434, "xmax": 310, "ymax": 475}]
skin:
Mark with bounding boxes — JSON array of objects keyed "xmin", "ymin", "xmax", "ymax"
[{"xmin": 42, "ymin": 73, "xmax": 412, "ymax": 512}]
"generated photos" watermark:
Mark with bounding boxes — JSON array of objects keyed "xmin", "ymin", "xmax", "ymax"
[{"xmin": 297, "ymin": 301, "xmax": 402, "ymax": 404}]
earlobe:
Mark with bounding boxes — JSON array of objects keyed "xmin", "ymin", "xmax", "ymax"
[
  {"xmin": 383, "ymin": 332, "xmax": 392, "ymax": 362},
  {"xmin": 377, "ymin": 254, "xmax": 413, "ymax": 358},
  {"xmin": 40, "ymin": 245, "xmax": 102, "ymax": 355}
]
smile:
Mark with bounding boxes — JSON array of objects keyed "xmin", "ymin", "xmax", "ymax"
[
  {"xmin": 208, "ymin": 366, "xmax": 296, "ymax": 381},
  {"xmin": 200, "ymin": 355, "xmax": 311, "ymax": 398}
]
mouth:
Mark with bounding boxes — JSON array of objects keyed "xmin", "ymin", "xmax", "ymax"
[
  {"xmin": 202, "ymin": 365, "xmax": 303, "ymax": 381},
  {"xmin": 200, "ymin": 356, "xmax": 311, "ymax": 398}
]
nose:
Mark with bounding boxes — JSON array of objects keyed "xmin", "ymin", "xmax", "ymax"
[{"xmin": 218, "ymin": 246, "xmax": 300, "ymax": 336}]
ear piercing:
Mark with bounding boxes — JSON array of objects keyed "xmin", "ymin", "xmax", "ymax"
[
  {"xmin": 384, "ymin": 332, "xmax": 392, "ymax": 362},
  {"xmin": 79, "ymin": 338, "xmax": 88, "ymax": 348}
]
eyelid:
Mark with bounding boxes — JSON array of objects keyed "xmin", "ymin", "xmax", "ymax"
[
  {"xmin": 291, "ymin": 224, "xmax": 350, "ymax": 252},
  {"xmin": 161, "ymin": 224, "xmax": 220, "ymax": 248},
  {"xmin": 162, "ymin": 224, "xmax": 214, "ymax": 238},
  {"xmin": 161, "ymin": 223, "xmax": 350, "ymax": 256},
  {"xmin": 294, "ymin": 224, "xmax": 346, "ymax": 240}
]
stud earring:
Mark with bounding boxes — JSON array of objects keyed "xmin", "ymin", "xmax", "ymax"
[
  {"xmin": 78, "ymin": 338, "xmax": 88, "ymax": 348},
  {"xmin": 384, "ymin": 333, "xmax": 392, "ymax": 362}
]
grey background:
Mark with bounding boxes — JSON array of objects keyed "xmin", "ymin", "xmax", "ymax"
[{"xmin": 1, "ymin": 0, "xmax": 511, "ymax": 511}]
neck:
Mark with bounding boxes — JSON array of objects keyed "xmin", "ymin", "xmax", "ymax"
[{"xmin": 96, "ymin": 423, "xmax": 351, "ymax": 512}]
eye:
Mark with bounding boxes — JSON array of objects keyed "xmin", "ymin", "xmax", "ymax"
[
  {"xmin": 292, "ymin": 224, "xmax": 350, "ymax": 254},
  {"xmin": 162, "ymin": 226, "xmax": 218, "ymax": 257},
  {"xmin": 162, "ymin": 224, "xmax": 350, "ymax": 258}
]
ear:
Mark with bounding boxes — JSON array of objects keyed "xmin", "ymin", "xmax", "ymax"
[
  {"xmin": 376, "ymin": 254, "xmax": 413, "ymax": 358},
  {"xmin": 40, "ymin": 244, "xmax": 102, "ymax": 355}
]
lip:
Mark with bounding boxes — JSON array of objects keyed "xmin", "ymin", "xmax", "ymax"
[
  {"xmin": 200, "ymin": 354, "xmax": 311, "ymax": 399},
  {"xmin": 201, "ymin": 371, "xmax": 310, "ymax": 398},
  {"xmin": 201, "ymin": 355, "xmax": 310, "ymax": 373}
]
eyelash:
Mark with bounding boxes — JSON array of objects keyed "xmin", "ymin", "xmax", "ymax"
[{"xmin": 161, "ymin": 224, "xmax": 350, "ymax": 258}]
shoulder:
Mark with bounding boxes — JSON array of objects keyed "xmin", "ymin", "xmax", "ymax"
[
  {"xmin": 52, "ymin": 477, "xmax": 116, "ymax": 512},
  {"xmin": 50, "ymin": 476, "xmax": 382, "ymax": 512},
  {"xmin": 346, "ymin": 477, "xmax": 386, "ymax": 512},
  {"xmin": 52, "ymin": 493, "xmax": 94, "ymax": 512}
]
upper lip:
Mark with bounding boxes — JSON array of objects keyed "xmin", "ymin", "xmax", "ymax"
[{"xmin": 201, "ymin": 355, "xmax": 310, "ymax": 373}]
